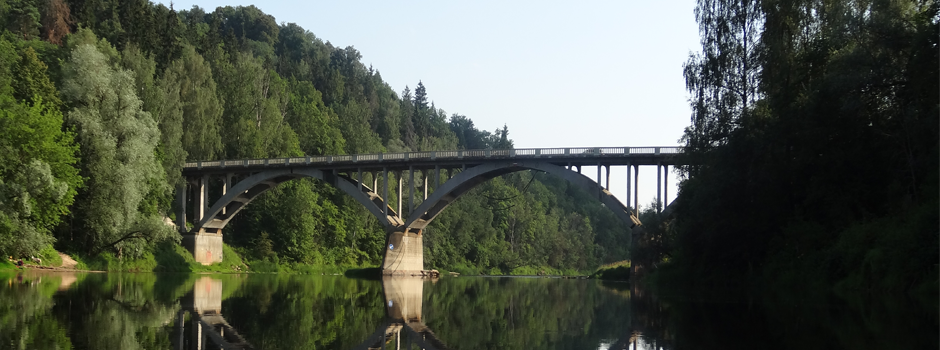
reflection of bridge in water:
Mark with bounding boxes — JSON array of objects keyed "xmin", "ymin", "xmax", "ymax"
[
  {"xmin": 173, "ymin": 276, "xmax": 448, "ymax": 350},
  {"xmin": 171, "ymin": 276, "xmax": 655, "ymax": 350},
  {"xmin": 352, "ymin": 277, "xmax": 449, "ymax": 350},
  {"xmin": 176, "ymin": 276, "xmax": 252, "ymax": 350}
]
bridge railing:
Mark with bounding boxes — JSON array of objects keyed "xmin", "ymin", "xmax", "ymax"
[{"xmin": 185, "ymin": 146, "xmax": 683, "ymax": 169}]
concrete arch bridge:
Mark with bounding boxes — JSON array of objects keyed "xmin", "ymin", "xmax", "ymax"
[{"xmin": 177, "ymin": 147, "xmax": 682, "ymax": 274}]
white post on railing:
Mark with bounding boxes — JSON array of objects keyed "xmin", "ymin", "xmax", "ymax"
[
  {"xmin": 536, "ymin": 149, "xmax": 541, "ymax": 156},
  {"xmin": 431, "ymin": 151, "xmax": 436, "ymax": 160},
  {"xmin": 378, "ymin": 153, "xmax": 384, "ymax": 161},
  {"xmin": 197, "ymin": 161, "xmax": 202, "ymax": 170},
  {"xmin": 458, "ymin": 150, "xmax": 464, "ymax": 159},
  {"xmin": 353, "ymin": 154, "xmax": 358, "ymax": 162},
  {"xmin": 510, "ymin": 149, "xmax": 516, "ymax": 156},
  {"xmin": 327, "ymin": 156, "xmax": 333, "ymax": 164},
  {"xmin": 306, "ymin": 155, "xmax": 310, "ymax": 164}
]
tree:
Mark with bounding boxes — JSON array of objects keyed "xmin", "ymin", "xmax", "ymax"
[
  {"xmin": 285, "ymin": 79, "xmax": 345, "ymax": 155},
  {"xmin": 120, "ymin": 44, "xmax": 185, "ymax": 200},
  {"xmin": 681, "ymin": 0, "xmax": 763, "ymax": 167},
  {"xmin": 12, "ymin": 46, "xmax": 61, "ymax": 109},
  {"xmin": 167, "ymin": 44, "xmax": 221, "ymax": 161},
  {"xmin": 214, "ymin": 51, "xmax": 299, "ymax": 159},
  {"xmin": 0, "ymin": 39, "xmax": 79, "ymax": 257},
  {"xmin": 39, "ymin": 0, "xmax": 71, "ymax": 45},
  {"xmin": 62, "ymin": 42, "xmax": 176, "ymax": 256}
]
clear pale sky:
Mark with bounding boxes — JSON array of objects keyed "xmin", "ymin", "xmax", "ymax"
[{"xmin": 160, "ymin": 1, "xmax": 701, "ymax": 209}]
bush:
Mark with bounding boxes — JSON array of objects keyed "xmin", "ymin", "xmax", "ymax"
[
  {"xmin": 590, "ymin": 260, "xmax": 632, "ymax": 281},
  {"xmin": 38, "ymin": 245, "xmax": 62, "ymax": 267}
]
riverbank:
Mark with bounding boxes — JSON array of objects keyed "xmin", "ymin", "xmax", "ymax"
[{"xmin": 7, "ymin": 242, "xmax": 614, "ymax": 280}]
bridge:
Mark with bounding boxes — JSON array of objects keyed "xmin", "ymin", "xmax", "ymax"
[{"xmin": 177, "ymin": 146, "xmax": 683, "ymax": 273}]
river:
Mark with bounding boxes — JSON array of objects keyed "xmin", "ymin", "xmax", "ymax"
[{"xmin": 0, "ymin": 271, "xmax": 934, "ymax": 349}]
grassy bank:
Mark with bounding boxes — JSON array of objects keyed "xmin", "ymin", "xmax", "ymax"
[
  {"xmin": 437, "ymin": 263, "xmax": 586, "ymax": 276},
  {"xmin": 62, "ymin": 241, "xmax": 380, "ymax": 275},
  {"xmin": 589, "ymin": 260, "xmax": 631, "ymax": 281}
]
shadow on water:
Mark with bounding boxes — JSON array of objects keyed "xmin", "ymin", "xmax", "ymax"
[{"xmin": 0, "ymin": 270, "xmax": 935, "ymax": 349}]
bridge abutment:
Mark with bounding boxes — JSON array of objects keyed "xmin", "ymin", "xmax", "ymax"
[
  {"xmin": 382, "ymin": 229, "xmax": 424, "ymax": 275},
  {"xmin": 183, "ymin": 229, "xmax": 223, "ymax": 265}
]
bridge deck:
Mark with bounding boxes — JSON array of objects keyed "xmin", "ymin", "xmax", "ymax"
[{"xmin": 182, "ymin": 146, "xmax": 682, "ymax": 175}]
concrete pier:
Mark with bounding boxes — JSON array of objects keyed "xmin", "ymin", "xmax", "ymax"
[
  {"xmin": 382, "ymin": 229, "xmax": 424, "ymax": 275},
  {"xmin": 182, "ymin": 230, "xmax": 223, "ymax": 265}
]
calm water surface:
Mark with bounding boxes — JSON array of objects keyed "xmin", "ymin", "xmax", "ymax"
[{"xmin": 0, "ymin": 271, "xmax": 935, "ymax": 349}]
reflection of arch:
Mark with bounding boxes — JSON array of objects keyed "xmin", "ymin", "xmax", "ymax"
[
  {"xmin": 351, "ymin": 277, "xmax": 449, "ymax": 350},
  {"xmin": 405, "ymin": 161, "xmax": 638, "ymax": 231},
  {"xmin": 196, "ymin": 169, "xmax": 402, "ymax": 232}
]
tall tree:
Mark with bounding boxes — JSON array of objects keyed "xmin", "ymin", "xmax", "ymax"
[
  {"xmin": 167, "ymin": 44, "xmax": 221, "ymax": 161},
  {"xmin": 681, "ymin": 0, "xmax": 763, "ymax": 164},
  {"xmin": 0, "ymin": 39, "xmax": 80, "ymax": 257},
  {"xmin": 62, "ymin": 41, "xmax": 175, "ymax": 256}
]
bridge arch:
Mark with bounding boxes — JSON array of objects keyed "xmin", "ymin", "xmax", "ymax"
[
  {"xmin": 404, "ymin": 161, "xmax": 638, "ymax": 232},
  {"xmin": 194, "ymin": 168, "xmax": 402, "ymax": 233}
]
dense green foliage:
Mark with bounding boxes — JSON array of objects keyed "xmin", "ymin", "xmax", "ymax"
[
  {"xmin": 659, "ymin": 0, "xmax": 938, "ymax": 293},
  {"xmin": 0, "ymin": 0, "xmax": 632, "ymax": 273}
]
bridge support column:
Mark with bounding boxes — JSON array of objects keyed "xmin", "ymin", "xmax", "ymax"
[
  {"xmin": 176, "ymin": 183, "xmax": 187, "ymax": 233},
  {"xmin": 383, "ymin": 168, "xmax": 389, "ymax": 217},
  {"xmin": 382, "ymin": 229, "xmax": 424, "ymax": 275},
  {"xmin": 408, "ymin": 167, "xmax": 415, "ymax": 214},
  {"xmin": 183, "ymin": 229, "xmax": 223, "ymax": 265},
  {"xmin": 397, "ymin": 171, "xmax": 403, "ymax": 215},
  {"xmin": 422, "ymin": 171, "xmax": 428, "ymax": 200},
  {"xmin": 222, "ymin": 173, "xmax": 231, "ymax": 215},
  {"xmin": 626, "ymin": 162, "xmax": 632, "ymax": 210},
  {"xmin": 657, "ymin": 162, "xmax": 662, "ymax": 213},
  {"xmin": 633, "ymin": 165, "xmax": 639, "ymax": 216},
  {"xmin": 597, "ymin": 162, "xmax": 602, "ymax": 199},
  {"xmin": 605, "ymin": 165, "xmax": 610, "ymax": 190},
  {"xmin": 194, "ymin": 177, "xmax": 206, "ymax": 223},
  {"xmin": 663, "ymin": 165, "xmax": 668, "ymax": 209}
]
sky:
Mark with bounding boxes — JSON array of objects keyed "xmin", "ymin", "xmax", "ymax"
[{"xmin": 160, "ymin": 0, "xmax": 701, "ymax": 209}]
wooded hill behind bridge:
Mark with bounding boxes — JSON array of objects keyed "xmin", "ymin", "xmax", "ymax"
[{"xmin": 0, "ymin": 1, "xmax": 645, "ymax": 274}]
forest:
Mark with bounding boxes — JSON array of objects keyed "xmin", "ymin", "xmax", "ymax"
[
  {"xmin": 640, "ymin": 0, "xmax": 938, "ymax": 293},
  {"xmin": 0, "ymin": 0, "xmax": 635, "ymax": 273}
]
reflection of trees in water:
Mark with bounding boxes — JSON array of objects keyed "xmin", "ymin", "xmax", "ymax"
[
  {"xmin": 3, "ymin": 272, "xmax": 934, "ymax": 350},
  {"xmin": 419, "ymin": 278, "xmax": 634, "ymax": 349},
  {"xmin": 220, "ymin": 274, "xmax": 387, "ymax": 349},
  {"xmin": 630, "ymin": 285, "xmax": 938, "ymax": 350},
  {"xmin": 54, "ymin": 273, "xmax": 181, "ymax": 349},
  {"xmin": 0, "ymin": 273, "xmax": 73, "ymax": 349}
]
